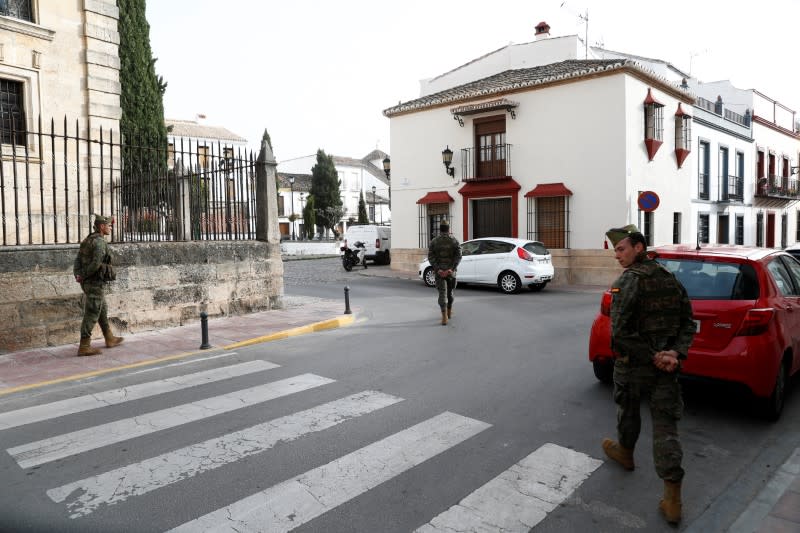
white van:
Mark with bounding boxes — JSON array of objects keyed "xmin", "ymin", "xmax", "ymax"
[{"xmin": 342, "ymin": 225, "xmax": 391, "ymax": 264}]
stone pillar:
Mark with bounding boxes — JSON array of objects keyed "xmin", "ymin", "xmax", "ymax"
[{"xmin": 255, "ymin": 140, "xmax": 280, "ymax": 242}]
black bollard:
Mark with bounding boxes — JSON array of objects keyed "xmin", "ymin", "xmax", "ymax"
[
  {"xmin": 199, "ymin": 311, "xmax": 211, "ymax": 349},
  {"xmin": 344, "ymin": 285, "xmax": 352, "ymax": 314}
]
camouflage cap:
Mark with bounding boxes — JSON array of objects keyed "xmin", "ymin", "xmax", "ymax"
[
  {"xmin": 94, "ymin": 214, "xmax": 112, "ymax": 226},
  {"xmin": 605, "ymin": 224, "xmax": 641, "ymax": 246},
  {"xmin": 439, "ymin": 218, "xmax": 450, "ymax": 228}
]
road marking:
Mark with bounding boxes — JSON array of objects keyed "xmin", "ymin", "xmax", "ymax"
[
  {"xmin": 47, "ymin": 390, "xmax": 403, "ymax": 518},
  {"xmin": 167, "ymin": 412, "xmax": 491, "ymax": 533},
  {"xmin": 416, "ymin": 443, "xmax": 603, "ymax": 532},
  {"xmin": 0, "ymin": 360, "xmax": 278, "ymax": 431},
  {"xmin": 126, "ymin": 352, "xmax": 240, "ymax": 375},
  {"xmin": 8, "ymin": 373, "xmax": 333, "ymax": 468}
]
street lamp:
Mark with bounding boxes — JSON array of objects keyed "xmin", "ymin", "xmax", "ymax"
[
  {"xmin": 289, "ymin": 176, "xmax": 295, "ymax": 240},
  {"xmin": 299, "ymin": 192, "xmax": 305, "ymax": 240},
  {"xmin": 371, "ymin": 186, "xmax": 376, "ymax": 223}
]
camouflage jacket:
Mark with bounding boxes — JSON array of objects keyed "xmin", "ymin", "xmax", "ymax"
[
  {"xmin": 428, "ymin": 234, "xmax": 462, "ymax": 271},
  {"xmin": 73, "ymin": 232, "xmax": 110, "ymax": 281},
  {"xmin": 610, "ymin": 255, "xmax": 695, "ymax": 365}
]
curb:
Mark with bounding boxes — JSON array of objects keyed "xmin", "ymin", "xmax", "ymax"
[{"xmin": 0, "ymin": 315, "xmax": 356, "ymax": 397}]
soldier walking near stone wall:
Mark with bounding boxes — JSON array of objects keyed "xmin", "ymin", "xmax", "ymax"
[
  {"xmin": 73, "ymin": 215, "xmax": 123, "ymax": 356},
  {"xmin": 601, "ymin": 224, "xmax": 695, "ymax": 525},
  {"xmin": 427, "ymin": 219, "xmax": 461, "ymax": 326}
]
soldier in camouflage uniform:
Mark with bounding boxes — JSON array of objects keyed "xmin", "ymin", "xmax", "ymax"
[
  {"xmin": 601, "ymin": 224, "xmax": 695, "ymax": 525},
  {"xmin": 73, "ymin": 215, "xmax": 123, "ymax": 356},
  {"xmin": 427, "ymin": 219, "xmax": 461, "ymax": 326}
]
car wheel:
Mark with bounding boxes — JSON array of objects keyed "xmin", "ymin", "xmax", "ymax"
[
  {"xmin": 762, "ymin": 359, "xmax": 787, "ymax": 421},
  {"xmin": 498, "ymin": 271, "xmax": 521, "ymax": 294},
  {"xmin": 529, "ymin": 282, "xmax": 548, "ymax": 292},
  {"xmin": 593, "ymin": 359, "xmax": 613, "ymax": 384},
  {"xmin": 423, "ymin": 267, "xmax": 436, "ymax": 287}
]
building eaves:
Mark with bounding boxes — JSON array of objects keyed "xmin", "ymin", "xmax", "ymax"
[
  {"xmin": 277, "ymin": 172, "xmax": 312, "ymax": 191},
  {"xmin": 590, "ymin": 46, "xmax": 692, "ymax": 80},
  {"xmin": 384, "ymin": 59, "xmax": 693, "ymax": 117},
  {"xmin": 166, "ymin": 119, "xmax": 248, "ymax": 143}
]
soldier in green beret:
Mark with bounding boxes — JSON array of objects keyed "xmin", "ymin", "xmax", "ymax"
[
  {"xmin": 427, "ymin": 218, "xmax": 461, "ymax": 325},
  {"xmin": 73, "ymin": 214, "xmax": 123, "ymax": 356},
  {"xmin": 601, "ymin": 224, "xmax": 695, "ymax": 525}
]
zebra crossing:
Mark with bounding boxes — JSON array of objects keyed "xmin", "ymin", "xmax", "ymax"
[{"xmin": 0, "ymin": 356, "xmax": 603, "ymax": 532}]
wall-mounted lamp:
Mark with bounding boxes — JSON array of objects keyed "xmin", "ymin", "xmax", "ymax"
[
  {"xmin": 442, "ymin": 146, "xmax": 455, "ymax": 177},
  {"xmin": 382, "ymin": 156, "xmax": 390, "ymax": 179}
]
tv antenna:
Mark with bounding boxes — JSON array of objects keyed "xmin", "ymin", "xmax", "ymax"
[{"xmin": 560, "ymin": 2, "xmax": 589, "ymax": 59}]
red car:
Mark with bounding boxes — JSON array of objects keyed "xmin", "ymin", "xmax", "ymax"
[{"xmin": 589, "ymin": 245, "xmax": 800, "ymax": 420}]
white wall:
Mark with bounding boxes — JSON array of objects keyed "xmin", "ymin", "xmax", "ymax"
[{"xmin": 420, "ymin": 36, "xmax": 583, "ymax": 97}]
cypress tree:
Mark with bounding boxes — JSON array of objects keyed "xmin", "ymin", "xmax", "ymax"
[
  {"xmin": 309, "ymin": 149, "xmax": 343, "ymax": 236},
  {"xmin": 117, "ymin": 0, "xmax": 167, "ymax": 181},
  {"xmin": 358, "ymin": 191, "xmax": 369, "ymax": 224}
]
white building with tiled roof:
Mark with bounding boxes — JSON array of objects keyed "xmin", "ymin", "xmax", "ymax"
[
  {"xmin": 166, "ymin": 117, "xmax": 249, "ymax": 172},
  {"xmin": 278, "ymin": 150, "xmax": 391, "ymax": 238}
]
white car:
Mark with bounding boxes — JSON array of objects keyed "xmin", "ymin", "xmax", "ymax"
[{"xmin": 419, "ymin": 237, "xmax": 554, "ymax": 294}]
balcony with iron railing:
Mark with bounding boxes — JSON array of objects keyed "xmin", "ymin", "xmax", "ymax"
[
  {"xmin": 719, "ymin": 174, "xmax": 743, "ymax": 202},
  {"xmin": 460, "ymin": 144, "xmax": 512, "ymax": 182},
  {"xmin": 756, "ymin": 174, "xmax": 800, "ymax": 200},
  {"xmin": 697, "ymin": 172, "xmax": 710, "ymax": 200}
]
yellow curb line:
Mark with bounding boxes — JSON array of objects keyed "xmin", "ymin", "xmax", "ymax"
[{"xmin": 0, "ymin": 315, "xmax": 356, "ymax": 397}]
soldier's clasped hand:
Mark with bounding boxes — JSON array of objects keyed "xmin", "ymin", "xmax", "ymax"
[{"xmin": 653, "ymin": 350, "xmax": 680, "ymax": 373}]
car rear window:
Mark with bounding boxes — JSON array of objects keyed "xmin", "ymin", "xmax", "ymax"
[
  {"xmin": 655, "ymin": 258, "xmax": 759, "ymax": 300},
  {"xmin": 523, "ymin": 242, "xmax": 549, "ymax": 256}
]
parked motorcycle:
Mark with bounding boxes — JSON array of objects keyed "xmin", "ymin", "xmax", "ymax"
[{"xmin": 341, "ymin": 241, "xmax": 367, "ymax": 271}]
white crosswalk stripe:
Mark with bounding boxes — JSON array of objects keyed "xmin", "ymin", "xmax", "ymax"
[
  {"xmin": 416, "ymin": 443, "xmax": 603, "ymax": 532},
  {"xmin": 2, "ymin": 361, "xmax": 605, "ymax": 531},
  {"xmin": 167, "ymin": 411, "xmax": 492, "ymax": 533},
  {"xmin": 0, "ymin": 359, "xmax": 277, "ymax": 431},
  {"xmin": 46, "ymin": 390, "xmax": 404, "ymax": 518},
  {"xmin": 8, "ymin": 373, "xmax": 333, "ymax": 468}
]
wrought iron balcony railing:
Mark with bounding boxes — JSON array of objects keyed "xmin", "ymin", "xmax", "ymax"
[
  {"xmin": 719, "ymin": 174, "xmax": 743, "ymax": 202},
  {"xmin": 460, "ymin": 144, "xmax": 512, "ymax": 182},
  {"xmin": 697, "ymin": 172, "xmax": 710, "ymax": 200},
  {"xmin": 756, "ymin": 174, "xmax": 800, "ymax": 199}
]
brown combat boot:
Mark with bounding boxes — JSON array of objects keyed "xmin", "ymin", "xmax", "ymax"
[
  {"xmin": 659, "ymin": 480, "xmax": 682, "ymax": 525},
  {"xmin": 441, "ymin": 310, "xmax": 448, "ymax": 326},
  {"xmin": 77, "ymin": 337, "xmax": 102, "ymax": 357},
  {"xmin": 102, "ymin": 328, "xmax": 124, "ymax": 348},
  {"xmin": 602, "ymin": 438, "xmax": 635, "ymax": 471},
  {"xmin": 447, "ymin": 306, "xmax": 453, "ymax": 319}
]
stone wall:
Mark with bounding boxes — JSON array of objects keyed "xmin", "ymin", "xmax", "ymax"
[
  {"xmin": 0, "ymin": 241, "xmax": 283, "ymax": 354},
  {"xmin": 390, "ymin": 247, "xmax": 619, "ymax": 286}
]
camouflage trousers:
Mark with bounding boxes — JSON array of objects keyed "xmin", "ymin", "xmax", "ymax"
[
  {"xmin": 80, "ymin": 281, "xmax": 109, "ymax": 338},
  {"xmin": 435, "ymin": 273, "xmax": 456, "ymax": 311},
  {"xmin": 613, "ymin": 359, "xmax": 684, "ymax": 482}
]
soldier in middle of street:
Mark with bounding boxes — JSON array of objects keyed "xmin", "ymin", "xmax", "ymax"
[
  {"xmin": 73, "ymin": 214, "xmax": 124, "ymax": 356},
  {"xmin": 601, "ymin": 224, "xmax": 695, "ymax": 525},
  {"xmin": 427, "ymin": 218, "xmax": 461, "ymax": 326}
]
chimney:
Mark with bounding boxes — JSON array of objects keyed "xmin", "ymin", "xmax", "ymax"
[{"xmin": 535, "ymin": 21, "xmax": 551, "ymax": 40}]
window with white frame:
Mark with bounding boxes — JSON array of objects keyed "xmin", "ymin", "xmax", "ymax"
[
  {"xmin": 673, "ymin": 212, "xmax": 681, "ymax": 244},
  {"xmin": 735, "ymin": 215, "xmax": 744, "ymax": 245},
  {"xmin": 644, "ymin": 94, "xmax": 664, "ymax": 142}
]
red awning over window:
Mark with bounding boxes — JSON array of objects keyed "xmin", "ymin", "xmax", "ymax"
[
  {"xmin": 524, "ymin": 182, "xmax": 573, "ymax": 198},
  {"xmin": 416, "ymin": 191, "xmax": 455, "ymax": 204}
]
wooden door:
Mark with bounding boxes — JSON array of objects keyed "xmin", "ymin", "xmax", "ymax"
[{"xmin": 475, "ymin": 117, "xmax": 506, "ymax": 179}]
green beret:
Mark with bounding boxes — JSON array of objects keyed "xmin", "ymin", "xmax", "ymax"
[
  {"xmin": 94, "ymin": 215, "xmax": 112, "ymax": 226},
  {"xmin": 605, "ymin": 224, "xmax": 640, "ymax": 246}
]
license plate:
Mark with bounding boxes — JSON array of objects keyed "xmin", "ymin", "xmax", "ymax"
[{"xmin": 694, "ymin": 319, "xmax": 701, "ymax": 333}]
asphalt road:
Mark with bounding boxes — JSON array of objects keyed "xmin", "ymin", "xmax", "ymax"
[{"xmin": 0, "ymin": 256, "xmax": 798, "ymax": 532}]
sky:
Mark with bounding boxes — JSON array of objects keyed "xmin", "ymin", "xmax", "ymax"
[{"xmin": 146, "ymin": 0, "xmax": 800, "ymax": 163}]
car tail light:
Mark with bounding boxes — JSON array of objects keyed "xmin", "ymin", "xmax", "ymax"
[
  {"xmin": 376, "ymin": 238, "xmax": 381, "ymax": 250},
  {"xmin": 735, "ymin": 308, "xmax": 774, "ymax": 336},
  {"xmin": 600, "ymin": 291, "xmax": 612, "ymax": 316},
  {"xmin": 517, "ymin": 247, "xmax": 533, "ymax": 261}
]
